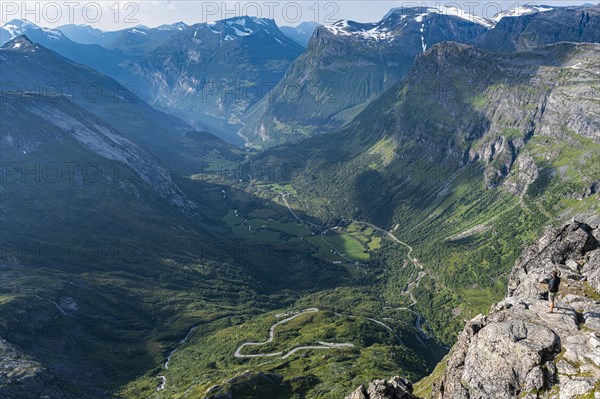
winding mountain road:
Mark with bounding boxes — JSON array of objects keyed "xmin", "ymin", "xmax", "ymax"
[
  {"xmin": 234, "ymin": 308, "xmax": 356, "ymax": 359},
  {"xmin": 233, "ymin": 307, "xmax": 409, "ymax": 360}
]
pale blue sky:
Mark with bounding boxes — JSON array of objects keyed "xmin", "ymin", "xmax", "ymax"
[{"xmin": 2, "ymin": 1, "xmax": 596, "ymax": 30}]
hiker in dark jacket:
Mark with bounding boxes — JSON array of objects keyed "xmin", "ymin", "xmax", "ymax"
[{"xmin": 548, "ymin": 270, "xmax": 561, "ymax": 313}]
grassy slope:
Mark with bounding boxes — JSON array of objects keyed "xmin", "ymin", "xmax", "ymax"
[
  {"xmin": 119, "ymin": 43, "xmax": 599, "ymax": 398},
  {"xmin": 244, "ymin": 43, "xmax": 600, "ymax": 345},
  {"xmin": 0, "ymin": 93, "xmax": 270, "ymax": 395},
  {"xmin": 121, "ymin": 296, "xmax": 434, "ymax": 399}
]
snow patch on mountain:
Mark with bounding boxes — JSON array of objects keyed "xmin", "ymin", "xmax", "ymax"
[
  {"xmin": 41, "ymin": 28, "xmax": 64, "ymax": 40},
  {"xmin": 325, "ymin": 6, "xmax": 493, "ymax": 41},
  {"xmin": 386, "ymin": 6, "xmax": 494, "ymax": 28},
  {"xmin": 130, "ymin": 28, "xmax": 147, "ymax": 35},
  {"xmin": 326, "ymin": 20, "xmax": 392, "ymax": 41},
  {"xmin": 157, "ymin": 22, "xmax": 187, "ymax": 31},
  {"xmin": 1, "ymin": 19, "xmax": 35, "ymax": 39},
  {"xmin": 414, "ymin": 13, "xmax": 428, "ymax": 23},
  {"xmin": 429, "ymin": 6, "xmax": 495, "ymax": 28},
  {"xmin": 232, "ymin": 26, "xmax": 251, "ymax": 36},
  {"xmin": 1, "ymin": 20, "xmax": 66, "ymax": 43},
  {"xmin": 224, "ymin": 16, "xmax": 269, "ymax": 27},
  {"xmin": 2, "ymin": 24, "xmax": 19, "ymax": 40},
  {"xmin": 491, "ymin": 4, "xmax": 555, "ymax": 22},
  {"xmin": 206, "ymin": 25, "xmax": 219, "ymax": 34},
  {"xmin": 198, "ymin": 16, "xmax": 278, "ymax": 41}
]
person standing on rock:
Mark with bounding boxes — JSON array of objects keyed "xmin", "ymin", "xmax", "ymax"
[{"xmin": 548, "ymin": 270, "xmax": 561, "ymax": 313}]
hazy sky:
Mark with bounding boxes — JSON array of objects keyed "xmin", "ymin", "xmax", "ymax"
[{"xmin": 2, "ymin": 1, "xmax": 597, "ymax": 30}]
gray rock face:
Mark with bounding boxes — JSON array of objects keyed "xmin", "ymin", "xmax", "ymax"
[
  {"xmin": 0, "ymin": 338, "xmax": 76, "ymax": 398},
  {"xmin": 583, "ymin": 250, "xmax": 600, "ymax": 292},
  {"xmin": 345, "ymin": 376, "xmax": 419, "ymax": 399},
  {"xmin": 508, "ymin": 221, "xmax": 599, "ymax": 299},
  {"xmin": 433, "ymin": 221, "xmax": 600, "ymax": 399},
  {"xmin": 461, "ymin": 319, "xmax": 559, "ymax": 397},
  {"xmin": 127, "ymin": 17, "xmax": 304, "ymax": 123},
  {"xmin": 464, "ymin": 42, "xmax": 600, "ymax": 190}
]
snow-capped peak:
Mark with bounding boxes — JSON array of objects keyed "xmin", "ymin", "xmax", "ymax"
[
  {"xmin": 1, "ymin": 19, "xmax": 65, "ymax": 43},
  {"xmin": 1, "ymin": 19, "xmax": 37, "ymax": 40},
  {"xmin": 199, "ymin": 16, "xmax": 277, "ymax": 41},
  {"xmin": 325, "ymin": 20, "xmax": 392, "ymax": 41},
  {"xmin": 223, "ymin": 16, "xmax": 271, "ymax": 27},
  {"xmin": 384, "ymin": 6, "xmax": 494, "ymax": 29},
  {"xmin": 157, "ymin": 22, "xmax": 188, "ymax": 31},
  {"xmin": 41, "ymin": 27, "xmax": 65, "ymax": 40},
  {"xmin": 1, "ymin": 35, "xmax": 36, "ymax": 51},
  {"xmin": 324, "ymin": 5, "xmax": 494, "ymax": 42},
  {"xmin": 425, "ymin": 6, "xmax": 495, "ymax": 28},
  {"xmin": 2, "ymin": 19, "xmax": 36, "ymax": 29},
  {"xmin": 491, "ymin": 4, "xmax": 555, "ymax": 22}
]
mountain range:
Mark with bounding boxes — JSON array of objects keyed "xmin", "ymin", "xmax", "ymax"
[
  {"xmin": 0, "ymin": 19, "xmax": 129, "ymax": 81},
  {"xmin": 57, "ymin": 22, "xmax": 188, "ymax": 50},
  {"xmin": 1, "ymin": 3, "xmax": 599, "ymax": 399},
  {"xmin": 121, "ymin": 16, "xmax": 304, "ymax": 127},
  {"xmin": 240, "ymin": 4, "xmax": 600, "ymax": 146},
  {"xmin": 239, "ymin": 6, "xmax": 492, "ymax": 146},
  {"xmin": 474, "ymin": 4, "xmax": 600, "ymax": 52}
]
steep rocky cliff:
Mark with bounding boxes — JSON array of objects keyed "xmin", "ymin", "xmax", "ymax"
[
  {"xmin": 125, "ymin": 16, "xmax": 303, "ymax": 124},
  {"xmin": 435, "ymin": 220, "xmax": 600, "ymax": 399},
  {"xmin": 348, "ymin": 221, "xmax": 600, "ymax": 399},
  {"xmin": 0, "ymin": 338, "xmax": 78, "ymax": 399}
]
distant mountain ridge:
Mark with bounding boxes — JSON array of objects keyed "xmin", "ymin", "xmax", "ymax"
[
  {"xmin": 123, "ymin": 16, "xmax": 304, "ymax": 127},
  {"xmin": 473, "ymin": 4, "xmax": 600, "ymax": 52},
  {"xmin": 0, "ymin": 19, "xmax": 129, "ymax": 80},
  {"xmin": 101, "ymin": 23, "xmax": 189, "ymax": 57},
  {"xmin": 239, "ymin": 6, "xmax": 492, "ymax": 146},
  {"xmin": 490, "ymin": 3, "xmax": 556, "ymax": 22},
  {"xmin": 55, "ymin": 23, "xmax": 116, "ymax": 46},
  {"xmin": 280, "ymin": 21, "xmax": 322, "ymax": 46}
]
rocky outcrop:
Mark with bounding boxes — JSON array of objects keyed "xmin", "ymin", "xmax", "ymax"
[
  {"xmin": 345, "ymin": 376, "xmax": 420, "ymax": 399},
  {"xmin": 508, "ymin": 221, "xmax": 599, "ymax": 298},
  {"xmin": 432, "ymin": 221, "xmax": 600, "ymax": 399},
  {"xmin": 0, "ymin": 338, "xmax": 77, "ymax": 399}
]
